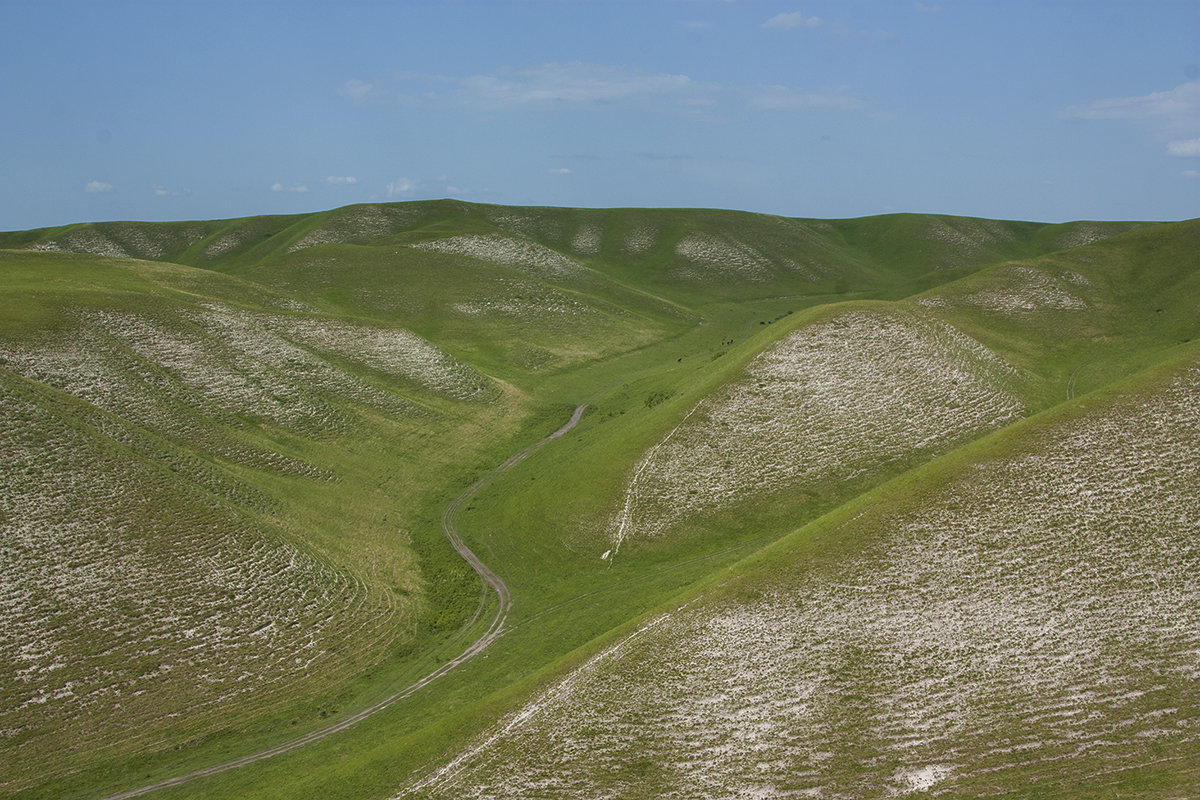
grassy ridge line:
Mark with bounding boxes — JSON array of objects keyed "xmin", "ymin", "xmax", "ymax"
[
  {"xmin": 0, "ymin": 202, "xmax": 1155, "ymax": 294},
  {"xmin": 908, "ymin": 217, "xmax": 1200, "ymax": 408}
]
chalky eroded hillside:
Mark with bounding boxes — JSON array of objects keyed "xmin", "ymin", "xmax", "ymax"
[
  {"xmin": 402, "ymin": 356, "xmax": 1200, "ymax": 800},
  {"xmin": 0, "ymin": 372, "xmax": 405, "ymax": 793},
  {"xmin": 611, "ymin": 307, "xmax": 1024, "ymax": 548},
  {"xmin": 0, "ymin": 254, "xmax": 503, "ymax": 790},
  {"xmin": 410, "ymin": 234, "xmax": 587, "ymax": 281}
]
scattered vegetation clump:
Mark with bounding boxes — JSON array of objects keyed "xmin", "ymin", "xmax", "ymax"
[{"xmin": 642, "ymin": 390, "xmax": 672, "ymax": 409}]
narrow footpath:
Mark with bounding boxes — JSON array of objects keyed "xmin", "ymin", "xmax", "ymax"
[{"xmin": 102, "ymin": 404, "xmax": 588, "ymax": 800}]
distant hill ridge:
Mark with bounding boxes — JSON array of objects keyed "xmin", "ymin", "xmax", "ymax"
[{"xmin": 0, "ymin": 200, "xmax": 1154, "ymax": 285}]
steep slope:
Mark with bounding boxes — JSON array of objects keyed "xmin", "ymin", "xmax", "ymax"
[
  {"xmin": 608, "ymin": 305, "xmax": 1025, "ymax": 549},
  {"xmin": 226, "ymin": 242, "xmax": 689, "ymax": 379}
]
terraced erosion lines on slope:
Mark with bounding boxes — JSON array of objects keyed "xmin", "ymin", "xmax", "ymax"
[{"xmin": 100, "ymin": 404, "xmax": 587, "ymax": 800}]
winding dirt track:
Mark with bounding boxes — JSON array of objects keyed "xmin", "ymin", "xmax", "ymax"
[{"xmin": 102, "ymin": 404, "xmax": 587, "ymax": 800}]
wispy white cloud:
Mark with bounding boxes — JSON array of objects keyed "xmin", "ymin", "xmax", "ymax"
[
  {"xmin": 1167, "ymin": 137, "xmax": 1200, "ymax": 157},
  {"xmin": 325, "ymin": 175, "xmax": 358, "ymax": 184},
  {"xmin": 1063, "ymin": 80, "xmax": 1200, "ymax": 125},
  {"xmin": 383, "ymin": 175, "xmax": 482, "ymax": 198},
  {"xmin": 914, "ymin": 2, "xmax": 942, "ymax": 12},
  {"xmin": 271, "ymin": 183, "xmax": 309, "ymax": 193},
  {"xmin": 152, "ymin": 185, "xmax": 188, "ymax": 197},
  {"xmin": 1063, "ymin": 81, "xmax": 1200, "ymax": 162},
  {"xmin": 454, "ymin": 63, "xmax": 695, "ymax": 110},
  {"xmin": 387, "ymin": 177, "xmax": 418, "ymax": 196},
  {"xmin": 339, "ymin": 79, "xmax": 377, "ymax": 101},
  {"xmin": 348, "ymin": 62, "xmax": 865, "ymax": 118},
  {"xmin": 637, "ymin": 152, "xmax": 694, "ymax": 161},
  {"xmin": 85, "ymin": 180, "xmax": 112, "ymax": 193},
  {"xmin": 1182, "ymin": 170, "xmax": 1200, "ymax": 178},
  {"xmin": 745, "ymin": 83, "xmax": 863, "ymax": 112},
  {"xmin": 549, "ymin": 167, "xmax": 572, "ymax": 175},
  {"xmin": 763, "ymin": 11, "xmax": 821, "ymax": 29}
]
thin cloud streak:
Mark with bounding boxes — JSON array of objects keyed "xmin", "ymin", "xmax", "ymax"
[
  {"xmin": 387, "ymin": 177, "xmax": 417, "ymax": 197},
  {"xmin": 1167, "ymin": 138, "xmax": 1200, "ymax": 157},
  {"xmin": 1063, "ymin": 80, "xmax": 1200, "ymax": 123},
  {"xmin": 763, "ymin": 11, "xmax": 821, "ymax": 29},
  {"xmin": 343, "ymin": 62, "xmax": 865, "ymax": 116}
]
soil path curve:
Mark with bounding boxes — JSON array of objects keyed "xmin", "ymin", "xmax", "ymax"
[{"xmin": 102, "ymin": 404, "xmax": 588, "ymax": 800}]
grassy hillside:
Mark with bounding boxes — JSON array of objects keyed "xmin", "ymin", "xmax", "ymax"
[
  {"xmin": 403, "ymin": 346, "xmax": 1200, "ymax": 799},
  {"xmin": 0, "ymin": 204, "xmax": 1194, "ymax": 799},
  {"xmin": 0, "ymin": 249, "xmax": 530, "ymax": 795}
]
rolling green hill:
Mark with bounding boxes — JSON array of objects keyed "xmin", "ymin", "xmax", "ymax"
[{"xmin": 0, "ymin": 202, "xmax": 1195, "ymax": 799}]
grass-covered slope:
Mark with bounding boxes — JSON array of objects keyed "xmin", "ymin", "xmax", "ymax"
[
  {"xmin": 1, "ymin": 201, "xmax": 1151, "ymax": 382},
  {"xmin": 0, "ymin": 249, "xmax": 525, "ymax": 795},
  {"xmin": 403, "ymin": 347, "xmax": 1200, "ymax": 800},
  {"xmin": 0, "ymin": 205, "xmax": 1195, "ymax": 800},
  {"xmin": 386, "ymin": 218, "xmax": 1200, "ymax": 800},
  {"xmin": 0, "ymin": 201, "xmax": 1151, "ymax": 298}
]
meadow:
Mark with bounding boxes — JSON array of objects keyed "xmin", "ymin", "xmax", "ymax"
[{"xmin": 0, "ymin": 203, "xmax": 1194, "ymax": 799}]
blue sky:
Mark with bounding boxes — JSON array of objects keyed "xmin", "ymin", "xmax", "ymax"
[{"xmin": 2, "ymin": 0, "xmax": 1197, "ymax": 230}]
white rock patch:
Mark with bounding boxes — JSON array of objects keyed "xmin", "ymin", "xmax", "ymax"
[
  {"xmin": 411, "ymin": 234, "xmax": 583, "ymax": 280},
  {"xmin": 673, "ymin": 232, "xmax": 773, "ymax": 283}
]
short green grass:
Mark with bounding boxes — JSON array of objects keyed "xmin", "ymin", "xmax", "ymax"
[{"xmin": 0, "ymin": 204, "xmax": 1195, "ymax": 799}]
